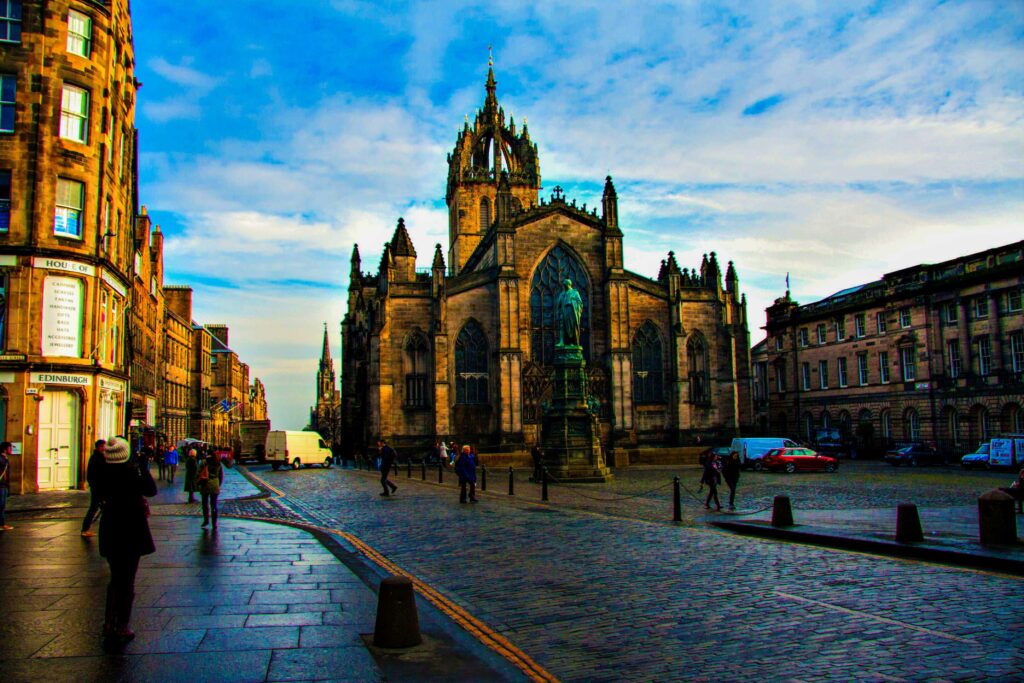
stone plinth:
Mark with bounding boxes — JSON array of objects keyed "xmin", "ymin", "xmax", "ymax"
[{"xmin": 540, "ymin": 344, "xmax": 612, "ymax": 482}]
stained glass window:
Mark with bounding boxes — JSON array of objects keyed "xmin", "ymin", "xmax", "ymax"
[
  {"xmin": 455, "ymin": 320, "xmax": 488, "ymax": 404},
  {"xmin": 632, "ymin": 321, "xmax": 663, "ymax": 403},
  {"xmin": 530, "ymin": 245, "xmax": 590, "ymax": 365}
]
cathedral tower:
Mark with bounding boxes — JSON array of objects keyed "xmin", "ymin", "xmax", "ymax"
[{"xmin": 446, "ymin": 65, "xmax": 541, "ymax": 275}]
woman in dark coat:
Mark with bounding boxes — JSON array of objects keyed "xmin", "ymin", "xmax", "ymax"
[
  {"xmin": 721, "ymin": 452, "xmax": 741, "ymax": 510},
  {"xmin": 95, "ymin": 436, "xmax": 157, "ymax": 648},
  {"xmin": 183, "ymin": 447, "xmax": 198, "ymax": 503},
  {"xmin": 701, "ymin": 452, "xmax": 722, "ymax": 511}
]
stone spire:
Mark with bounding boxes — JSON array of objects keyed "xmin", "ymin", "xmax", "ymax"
[
  {"xmin": 390, "ymin": 217, "xmax": 416, "ymax": 257},
  {"xmin": 601, "ymin": 175, "xmax": 619, "ymax": 231}
]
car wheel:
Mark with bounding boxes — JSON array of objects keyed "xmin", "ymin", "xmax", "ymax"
[
  {"xmin": 784, "ymin": 463, "xmax": 796, "ymax": 474},
  {"xmin": 753, "ymin": 461, "xmax": 764, "ymax": 472},
  {"xmin": 324, "ymin": 457, "xmax": 332, "ymax": 469},
  {"xmin": 292, "ymin": 458, "xmax": 301, "ymax": 470},
  {"xmin": 271, "ymin": 462, "xmax": 281, "ymax": 471},
  {"xmin": 825, "ymin": 463, "xmax": 836, "ymax": 473}
]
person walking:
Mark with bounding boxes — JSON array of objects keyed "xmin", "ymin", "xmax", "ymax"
[
  {"xmin": 94, "ymin": 436, "xmax": 157, "ymax": 649},
  {"xmin": 199, "ymin": 452, "xmax": 224, "ymax": 530},
  {"xmin": 530, "ymin": 444, "xmax": 544, "ymax": 482},
  {"xmin": 455, "ymin": 445, "xmax": 478, "ymax": 503},
  {"xmin": 183, "ymin": 448, "xmax": 198, "ymax": 503},
  {"xmin": 721, "ymin": 451, "xmax": 741, "ymax": 510},
  {"xmin": 0, "ymin": 441, "xmax": 12, "ymax": 531},
  {"xmin": 155, "ymin": 446, "xmax": 166, "ymax": 481},
  {"xmin": 701, "ymin": 452, "xmax": 722, "ymax": 511},
  {"xmin": 165, "ymin": 445, "xmax": 179, "ymax": 484},
  {"xmin": 377, "ymin": 439, "xmax": 398, "ymax": 496},
  {"xmin": 81, "ymin": 440, "xmax": 106, "ymax": 537}
]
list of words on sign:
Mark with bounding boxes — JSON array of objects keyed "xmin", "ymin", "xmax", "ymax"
[{"xmin": 41, "ymin": 276, "xmax": 83, "ymax": 357}]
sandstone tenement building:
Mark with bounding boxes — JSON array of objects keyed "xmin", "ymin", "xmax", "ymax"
[
  {"xmin": 761, "ymin": 240, "xmax": 1024, "ymax": 455},
  {"xmin": 0, "ymin": 1, "xmax": 268, "ymax": 493},
  {"xmin": 341, "ymin": 69, "xmax": 753, "ymax": 456}
]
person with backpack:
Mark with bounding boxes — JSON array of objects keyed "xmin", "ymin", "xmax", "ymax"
[
  {"xmin": 376, "ymin": 438, "xmax": 398, "ymax": 496},
  {"xmin": 701, "ymin": 451, "xmax": 722, "ymax": 511},
  {"xmin": 198, "ymin": 452, "xmax": 224, "ymax": 530}
]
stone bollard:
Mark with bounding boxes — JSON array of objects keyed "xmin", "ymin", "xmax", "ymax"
[
  {"xmin": 979, "ymin": 490, "xmax": 1017, "ymax": 546},
  {"xmin": 895, "ymin": 503, "xmax": 924, "ymax": 543},
  {"xmin": 373, "ymin": 576, "xmax": 422, "ymax": 648},
  {"xmin": 771, "ymin": 495, "xmax": 794, "ymax": 528}
]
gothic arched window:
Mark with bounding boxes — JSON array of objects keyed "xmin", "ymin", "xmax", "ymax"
[
  {"xmin": 529, "ymin": 245, "xmax": 590, "ymax": 366},
  {"xmin": 479, "ymin": 197, "xmax": 491, "ymax": 230},
  {"xmin": 404, "ymin": 333, "xmax": 429, "ymax": 408},
  {"xmin": 687, "ymin": 334, "xmax": 710, "ymax": 405},
  {"xmin": 455, "ymin": 320, "xmax": 489, "ymax": 404},
  {"xmin": 632, "ymin": 322, "xmax": 664, "ymax": 404}
]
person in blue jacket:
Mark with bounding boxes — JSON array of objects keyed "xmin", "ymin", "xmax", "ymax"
[{"xmin": 455, "ymin": 444, "xmax": 478, "ymax": 504}]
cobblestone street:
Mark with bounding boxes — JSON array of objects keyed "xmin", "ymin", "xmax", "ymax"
[{"xmin": 235, "ymin": 463, "xmax": 1024, "ymax": 682}]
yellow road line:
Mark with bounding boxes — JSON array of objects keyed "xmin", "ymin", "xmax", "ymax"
[{"xmin": 230, "ymin": 475, "xmax": 560, "ymax": 683}]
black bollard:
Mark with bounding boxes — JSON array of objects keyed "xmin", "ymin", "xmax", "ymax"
[
  {"xmin": 373, "ymin": 576, "xmax": 422, "ymax": 648},
  {"xmin": 895, "ymin": 503, "xmax": 924, "ymax": 543},
  {"xmin": 772, "ymin": 495, "xmax": 794, "ymax": 527},
  {"xmin": 438, "ymin": 460, "xmax": 443, "ymax": 484},
  {"xmin": 673, "ymin": 476, "xmax": 682, "ymax": 522},
  {"xmin": 979, "ymin": 490, "xmax": 1017, "ymax": 545},
  {"xmin": 407, "ymin": 460, "xmax": 411, "ymax": 478},
  {"xmin": 508, "ymin": 466, "xmax": 515, "ymax": 496},
  {"xmin": 481, "ymin": 464, "xmax": 487, "ymax": 492},
  {"xmin": 542, "ymin": 467, "xmax": 549, "ymax": 502},
  {"xmin": 421, "ymin": 461, "xmax": 426, "ymax": 481}
]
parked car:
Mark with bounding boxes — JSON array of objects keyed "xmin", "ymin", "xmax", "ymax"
[
  {"xmin": 960, "ymin": 443, "xmax": 991, "ymax": 470},
  {"xmin": 729, "ymin": 437, "xmax": 800, "ymax": 471},
  {"xmin": 884, "ymin": 443, "xmax": 946, "ymax": 467},
  {"xmin": 812, "ymin": 428, "xmax": 856, "ymax": 458},
  {"xmin": 761, "ymin": 447, "xmax": 839, "ymax": 473}
]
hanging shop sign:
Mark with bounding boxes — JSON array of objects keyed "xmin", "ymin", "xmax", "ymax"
[{"xmin": 98, "ymin": 376, "xmax": 125, "ymax": 392}]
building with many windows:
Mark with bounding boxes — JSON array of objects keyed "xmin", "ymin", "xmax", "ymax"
[
  {"xmin": 161, "ymin": 287, "xmax": 191, "ymax": 444},
  {"xmin": 341, "ymin": 69, "xmax": 752, "ymax": 457},
  {"xmin": 0, "ymin": 0, "xmax": 137, "ymax": 492},
  {"xmin": 761, "ymin": 240, "xmax": 1024, "ymax": 456}
]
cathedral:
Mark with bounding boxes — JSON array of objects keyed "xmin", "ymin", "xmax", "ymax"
[
  {"xmin": 340, "ymin": 69, "xmax": 753, "ymax": 457},
  {"xmin": 310, "ymin": 325, "xmax": 342, "ymax": 448}
]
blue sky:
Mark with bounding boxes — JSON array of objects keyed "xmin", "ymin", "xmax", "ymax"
[{"xmin": 131, "ymin": 1, "xmax": 1024, "ymax": 430}]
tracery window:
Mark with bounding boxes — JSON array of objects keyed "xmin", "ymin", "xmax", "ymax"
[
  {"xmin": 529, "ymin": 245, "xmax": 590, "ymax": 366},
  {"xmin": 632, "ymin": 321, "xmax": 663, "ymax": 404},
  {"xmin": 688, "ymin": 334, "xmax": 710, "ymax": 404},
  {"xmin": 404, "ymin": 333, "xmax": 429, "ymax": 408},
  {"xmin": 455, "ymin": 320, "xmax": 488, "ymax": 404},
  {"xmin": 479, "ymin": 196, "xmax": 490, "ymax": 230}
]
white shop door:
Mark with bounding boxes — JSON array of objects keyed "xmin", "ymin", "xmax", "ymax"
[{"xmin": 37, "ymin": 390, "xmax": 79, "ymax": 490}]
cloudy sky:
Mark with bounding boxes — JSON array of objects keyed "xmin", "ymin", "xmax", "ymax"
[{"xmin": 132, "ymin": 1, "xmax": 1024, "ymax": 430}]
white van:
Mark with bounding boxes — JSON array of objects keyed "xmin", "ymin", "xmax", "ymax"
[
  {"xmin": 265, "ymin": 430, "xmax": 334, "ymax": 470},
  {"xmin": 988, "ymin": 436, "xmax": 1024, "ymax": 469},
  {"xmin": 730, "ymin": 437, "xmax": 799, "ymax": 470}
]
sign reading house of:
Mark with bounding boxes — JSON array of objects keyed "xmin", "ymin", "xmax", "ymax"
[{"xmin": 340, "ymin": 69, "xmax": 753, "ymax": 454}]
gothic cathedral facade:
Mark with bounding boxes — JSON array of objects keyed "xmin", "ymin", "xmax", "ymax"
[{"xmin": 341, "ymin": 70, "xmax": 753, "ymax": 456}]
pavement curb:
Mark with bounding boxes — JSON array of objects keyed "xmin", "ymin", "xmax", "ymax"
[{"xmin": 712, "ymin": 519, "xmax": 1024, "ymax": 576}]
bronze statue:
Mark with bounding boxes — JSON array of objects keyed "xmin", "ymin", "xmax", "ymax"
[{"xmin": 555, "ymin": 279, "xmax": 583, "ymax": 346}]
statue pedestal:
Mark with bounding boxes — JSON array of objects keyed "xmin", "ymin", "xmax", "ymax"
[{"xmin": 540, "ymin": 345, "xmax": 612, "ymax": 482}]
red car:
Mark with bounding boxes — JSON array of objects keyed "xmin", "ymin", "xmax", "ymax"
[{"xmin": 761, "ymin": 447, "xmax": 839, "ymax": 474}]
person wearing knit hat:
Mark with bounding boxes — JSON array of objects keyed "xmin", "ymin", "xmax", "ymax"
[
  {"xmin": 94, "ymin": 436, "xmax": 157, "ymax": 650},
  {"xmin": 102, "ymin": 436, "xmax": 130, "ymax": 464}
]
